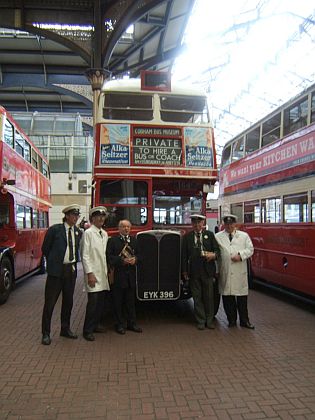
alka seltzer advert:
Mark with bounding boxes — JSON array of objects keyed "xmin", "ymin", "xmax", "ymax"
[
  {"xmin": 100, "ymin": 124, "xmax": 130, "ymax": 165},
  {"xmin": 132, "ymin": 126, "xmax": 183, "ymax": 166},
  {"xmin": 184, "ymin": 127, "xmax": 213, "ymax": 168}
]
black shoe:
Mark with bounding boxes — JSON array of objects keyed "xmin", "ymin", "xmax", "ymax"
[
  {"xmin": 115, "ymin": 326, "xmax": 126, "ymax": 335},
  {"xmin": 41, "ymin": 334, "xmax": 51, "ymax": 345},
  {"xmin": 93, "ymin": 325, "xmax": 106, "ymax": 333},
  {"xmin": 60, "ymin": 329, "xmax": 78, "ymax": 339},
  {"xmin": 228, "ymin": 322, "xmax": 237, "ymax": 328},
  {"xmin": 127, "ymin": 324, "xmax": 143, "ymax": 333},
  {"xmin": 197, "ymin": 324, "xmax": 205, "ymax": 330},
  {"xmin": 83, "ymin": 333, "xmax": 95, "ymax": 341},
  {"xmin": 206, "ymin": 320, "xmax": 215, "ymax": 329},
  {"xmin": 240, "ymin": 321, "xmax": 255, "ymax": 329}
]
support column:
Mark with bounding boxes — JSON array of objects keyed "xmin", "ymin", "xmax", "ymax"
[{"xmin": 85, "ymin": 68, "xmax": 110, "ymax": 129}]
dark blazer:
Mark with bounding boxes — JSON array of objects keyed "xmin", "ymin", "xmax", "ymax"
[
  {"xmin": 182, "ymin": 230, "xmax": 220, "ymax": 279},
  {"xmin": 42, "ymin": 223, "xmax": 82, "ymax": 277},
  {"xmin": 106, "ymin": 235, "xmax": 137, "ymax": 289}
]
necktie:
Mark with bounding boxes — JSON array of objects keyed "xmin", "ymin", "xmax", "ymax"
[
  {"xmin": 229, "ymin": 233, "xmax": 233, "ymax": 242},
  {"xmin": 124, "ymin": 236, "xmax": 128, "ymax": 244},
  {"xmin": 99, "ymin": 230, "xmax": 103, "ymax": 237},
  {"xmin": 68, "ymin": 227, "xmax": 74, "ymax": 261},
  {"xmin": 196, "ymin": 232, "xmax": 202, "ymax": 250}
]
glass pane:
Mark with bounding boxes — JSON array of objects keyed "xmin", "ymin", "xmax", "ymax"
[
  {"xmin": 32, "ymin": 209, "xmax": 38, "ymax": 228},
  {"xmin": 99, "ymin": 180, "xmax": 148, "ymax": 205},
  {"xmin": 283, "ymin": 192, "xmax": 308, "ymax": 223},
  {"xmin": 160, "ymin": 95, "xmax": 209, "ymax": 124},
  {"xmin": 312, "ymin": 191, "xmax": 315, "ymax": 222},
  {"xmin": 15, "ymin": 131, "xmax": 24, "ymax": 157},
  {"xmin": 25, "ymin": 207, "xmax": 32, "ymax": 228},
  {"xmin": 33, "ymin": 119, "xmax": 54, "ymax": 133},
  {"xmin": 49, "ymin": 148, "xmax": 69, "ymax": 172},
  {"xmin": 103, "ymin": 93, "xmax": 153, "ymax": 121},
  {"xmin": 73, "ymin": 147, "xmax": 93, "ymax": 172},
  {"xmin": 153, "ymin": 195, "xmax": 202, "ymax": 225},
  {"xmin": 284, "ymin": 97, "xmax": 308, "ymax": 135},
  {"xmin": 245, "ymin": 127, "xmax": 260, "ymax": 155},
  {"xmin": 244, "ymin": 200, "xmax": 260, "ymax": 223},
  {"xmin": 16, "ymin": 205, "xmax": 25, "ymax": 228},
  {"xmin": 262, "ymin": 113, "xmax": 281, "ymax": 147},
  {"xmin": 24, "ymin": 141, "xmax": 31, "ymax": 163},
  {"xmin": 4, "ymin": 120, "xmax": 14, "ymax": 148},
  {"xmin": 231, "ymin": 137, "xmax": 244, "ymax": 161},
  {"xmin": 261, "ymin": 197, "xmax": 281, "ymax": 223},
  {"xmin": 105, "ymin": 206, "xmax": 147, "ymax": 227},
  {"xmin": 230, "ymin": 203, "xmax": 243, "ymax": 223},
  {"xmin": 221, "ymin": 145, "xmax": 231, "ymax": 167},
  {"xmin": 0, "ymin": 203, "xmax": 10, "ymax": 226}
]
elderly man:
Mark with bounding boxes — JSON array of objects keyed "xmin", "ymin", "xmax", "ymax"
[
  {"xmin": 106, "ymin": 219, "xmax": 142, "ymax": 335},
  {"xmin": 81, "ymin": 206, "xmax": 110, "ymax": 341},
  {"xmin": 41, "ymin": 204, "xmax": 82, "ymax": 345},
  {"xmin": 215, "ymin": 214, "xmax": 255, "ymax": 329},
  {"xmin": 182, "ymin": 214, "xmax": 220, "ymax": 330}
]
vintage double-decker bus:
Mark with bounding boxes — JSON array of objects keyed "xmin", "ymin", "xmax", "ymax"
[
  {"xmin": 0, "ymin": 106, "xmax": 51, "ymax": 304},
  {"xmin": 219, "ymin": 83, "xmax": 315, "ymax": 302},
  {"xmin": 93, "ymin": 71, "xmax": 218, "ymax": 301}
]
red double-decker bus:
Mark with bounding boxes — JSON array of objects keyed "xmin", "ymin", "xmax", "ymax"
[
  {"xmin": 0, "ymin": 106, "xmax": 51, "ymax": 304},
  {"xmin": 93, "ymin": 71, "xmax": 218, "ymax": 301},
  {"xmin": 219, "ymin": 83, "xmax": 315, "ymax": 302}
]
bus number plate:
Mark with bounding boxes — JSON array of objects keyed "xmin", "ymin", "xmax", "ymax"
[{"xmin": 143, "ymin": 291, "xmax": 174, "ymax": 299}]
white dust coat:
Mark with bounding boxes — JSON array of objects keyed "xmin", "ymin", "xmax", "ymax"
[
  {"xmin": 81, "ymin": 225, "xmax": 110, "ymax": 293},
  {"xmin": 215, "ymin": 229, "xmax": 254, "ymax": 296}
]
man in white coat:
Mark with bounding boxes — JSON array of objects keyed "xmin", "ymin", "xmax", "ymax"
[
  {"xmin": 81, "ymin": 206, "xmax": 110, "ymax": 341},
  {"xmin": 215, "ymin": 214, "xmax": 255, "ymax": 329}
]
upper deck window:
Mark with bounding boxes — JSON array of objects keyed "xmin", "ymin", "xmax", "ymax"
[
  {"xmin": 4, "ymin": 119, "xmax": 14, "ymax": 148},
  {"xmin": 262, "ymin": 113, "xmax": 281, "ymax": 147},
  {"xmin": 311, "ymin": 92, "xmax": 315, "ymax": 123},
  {"xmin": 221, "ymin": 144, "xmax": 231, "ymax": 167},
  {"xmin": 245, "ymin": 127, "xmax": 260, "ymax": 155},
  {"xmin": 231, "ymin": 136, "xmax": 244, "ymax": 161},
  {"xmin": 284, "ymin": 96, "xmax": 308, "ymax": 136},
  {"xmin": 103, "ymin": 93, "xmax": 153, "ymax": 121},
  {"xmin": 160, "ymin": 95, "xmax": 209, "ymax": 124}
]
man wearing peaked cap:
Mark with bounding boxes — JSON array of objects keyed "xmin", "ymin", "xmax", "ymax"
[
  {"xmin": 62, "ymin": 204, "xmax": 81, "ymax": 215},
  {"xmin": 190, "ymin": 214, "xmax": 206, "ymax": 220},
  {"xmin": 81, "ymin": 205, "xmax": 109, "ymax": 341},
  {"xmin": 89, "ymin": 206, "xmax": 107, "ymax": 217},
  {"xmin": 182, "ymin": 213, "xmax": 220, "ymax": 330},
  {"xmin": 222, "ymin": 214, "xmax": 237, "ymax": 224},
  {"xmin": 215, "ymin": 213, "xmax": 255, "ymax": 329},
  {"xmin": 41, "ymin": 204, "xmax": 82, "ymax": 345}
]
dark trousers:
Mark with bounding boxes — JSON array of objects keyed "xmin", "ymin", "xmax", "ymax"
[
  {"xmin": 83, "ymin": 290, "xmax": 106, "ymax": 334},
  {"xmin": 222, "ymin": 295, "xmax": 249, "ymax": 324},
  {"xmin": 112, "ymin": 287, "xmax": 136, "ymax": 328},
  {"xmin": 190, "ymin": 275, "xmax": 215, "ymax": 326},
  {"xmin": 41, "ymin": 265, "xmax": 76, "ymax": 335}
]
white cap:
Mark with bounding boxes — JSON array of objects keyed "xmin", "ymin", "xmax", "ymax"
[
  {"xmin": 222, "ymin": 214, "xmax": 238, "ymax": 223},
  {"xmin": 62, "ymin": 204, "xmax": 81, "ymax": 215},
  {"xmin": 190, "ymin": 214, "xmax": 206, "ymax": 220},
  {"xmin": 89, "ymin": 206, "xmax": 107, "ymax": 217}
]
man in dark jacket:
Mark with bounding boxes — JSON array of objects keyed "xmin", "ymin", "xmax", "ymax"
[
  {"xmin": 182, "ymin": 214, "xmax": 220, "ymax": 330},
  {"xmin": 106, "ymin": 219, "xmax": 142, "ymax": 335},
  {"xmin": 41, "ymin": 204, "xmax": 82, "ymax": 345}
]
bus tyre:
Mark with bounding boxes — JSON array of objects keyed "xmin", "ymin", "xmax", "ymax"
[
  {"xmin": 0, "ymin": 256, "xmax": 13, "ymax": 305},
  {"xmin": 38, "ymin": 255, "xmax": 47, "ymax": 274},
  {"xmin": 213, "ymin": 277, "xmax": 220, "ymax": 316}
]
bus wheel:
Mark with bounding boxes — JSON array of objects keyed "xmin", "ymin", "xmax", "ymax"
[
  {"xmin": 213, "ymin": 277, "xmax": 221, "ymax": 316},
  {"xmin": 0, "ymin": 257, "xmax": 13, "ymax": 304},
  {"xmin": 38, "ymin": 255, "xmax": 47, "ymax": 274}
]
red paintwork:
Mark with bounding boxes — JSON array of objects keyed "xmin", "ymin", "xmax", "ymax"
[
  {"xmin": 0, "ymin": 107, "xmax": 51, "ymax": 280},
  {"xmin": 220, "ymin": 123, "xmax": 315, "ymax": 196},
  {"xmin": 243, "ymin": 223, "xmax": 315, "ymax": 298}
]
